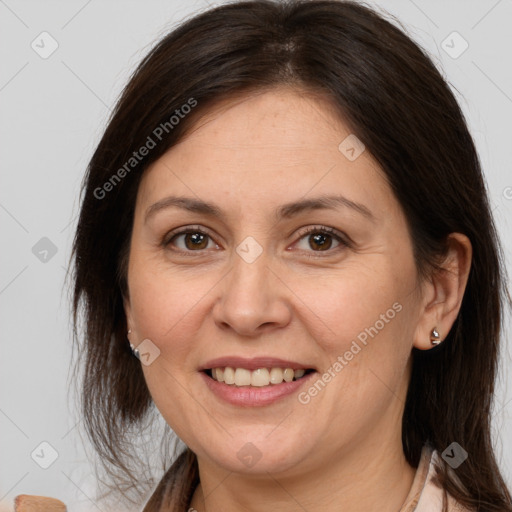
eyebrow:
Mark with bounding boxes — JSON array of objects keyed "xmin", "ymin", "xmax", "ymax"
[{"xmin": 144, "ymin": 194, "xmax": 375, "ymax": 224}]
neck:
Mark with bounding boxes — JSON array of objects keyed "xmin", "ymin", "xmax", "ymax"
[{"xmin": 189, "ymin": 432, "xmax": 416, "ymax": 512}]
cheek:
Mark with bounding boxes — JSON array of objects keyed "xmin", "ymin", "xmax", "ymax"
[
  {"xmin": 130, "ymin": 277, "xmax": 201, "ymax": 348},
  {"xmin": 127, "ymin": 250, "xmax": 224, "ymax": 369},
  {"xmin": 296, "ymin": 265, "xmax": 416, "ymax": 420},
  {"xmin": 291, "ymin": 257, "xmax": 414, "ymax": 354},
  {"xmin": 127, "ymin": 257, "xmax": 216, "ymax": 441},
  {"xmin": 291, "ymin": 257, "xmax": 419, "ymax": 422}
]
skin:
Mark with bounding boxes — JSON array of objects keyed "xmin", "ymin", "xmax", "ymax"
[{"xmin": 124, "ymin": 86, "xmax": 472, "ymax": 512}]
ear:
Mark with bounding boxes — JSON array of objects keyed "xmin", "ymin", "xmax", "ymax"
[{"xmin": 413, "ymin": 233, "xmax": 472, "ymax": 350}]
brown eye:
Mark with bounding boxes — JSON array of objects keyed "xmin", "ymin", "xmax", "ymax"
[
  {"xmin": 182, "ymin": 232, "xmax": 209, "ymax": 250},
  {"xmin": 165, "ymin": 229, "xmax": 217, "ymax": 252},
  {"xmin": 293, "ymin": 226, "xmax": 349, "ymax": 257},
  {"xmin": 308, "ymin": 232, "xmax": 333, "ymax": 251}
]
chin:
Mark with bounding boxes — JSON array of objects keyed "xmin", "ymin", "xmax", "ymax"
[{"xmin": 194, "ymin": 430, "xmax": 315, "ymax": 475}]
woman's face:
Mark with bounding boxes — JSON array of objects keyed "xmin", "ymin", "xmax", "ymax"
[{"xmin": 125, "ymin": 87, "xmax": 427, "ymax": 477}]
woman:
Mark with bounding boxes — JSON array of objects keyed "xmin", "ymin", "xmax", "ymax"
[{"xmin": 70, "ymin": 1, "xmax": 511, "ymax": 511}]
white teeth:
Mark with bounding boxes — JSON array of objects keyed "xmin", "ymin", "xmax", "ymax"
[
  {"xmin": 294, "ymin": 369, "xmax": 305, "ymax": 379},
  {"xmin": 223, "ymin": 367, "xmax": 235, "ymax": 384},
  {"xmin": 209, "ymin": 367, "xmax": 310, "ymax": 387},
  {"xmin": 251, "ymin": 368, "xmax": 270, "ymax": 387},
  {"xmin": 234, "ymin": 368, "xmax": 251, "ymax": 386},
  {"xmin": 283, "ymin": 368, "xmax": 294, "ymax": 382},
  {"xmin": 269, "ymin": 367, "xmax": 284, "ymax": 384}
]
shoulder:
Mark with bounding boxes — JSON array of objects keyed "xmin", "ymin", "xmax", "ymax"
[{"xmin": 400, "ymin": 446, "xmax": 475, "ymax": 512}]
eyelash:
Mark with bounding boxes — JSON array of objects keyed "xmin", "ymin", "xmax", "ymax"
[{"xmin": 161, "ymin": 225, "xmax": 350, "ymax": 258}]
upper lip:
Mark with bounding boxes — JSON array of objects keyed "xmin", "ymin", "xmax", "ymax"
[{"xmin": 200, "ymin": 357, "xmax": 316, "ymax": 371}]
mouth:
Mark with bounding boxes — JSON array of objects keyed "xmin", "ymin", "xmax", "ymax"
[{"xmin": 203, "ymin": 367, "xmax": 316, "ymax": 387}]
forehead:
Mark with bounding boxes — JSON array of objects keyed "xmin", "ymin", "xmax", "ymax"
[
  {"xmin": 171, "ymin": 87, "xmax": 353, "ymax": 157},
  {"xmin": 136, "ymin": 87, "xmax": 394, "ymax": 220}
]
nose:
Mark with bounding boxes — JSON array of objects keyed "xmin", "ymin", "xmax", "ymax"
[{"xmin": 212, "ymin": 248, "xmax": 292, "ymax": 337}]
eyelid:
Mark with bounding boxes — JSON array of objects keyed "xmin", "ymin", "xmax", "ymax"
[{"xmin": 163, "ymin": 224, "xmax": 214, "ymax": 242}]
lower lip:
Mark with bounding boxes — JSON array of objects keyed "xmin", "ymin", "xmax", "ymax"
[{"xmin": 200, "ymin": 371, "xmax": 317, "ymax": 407}]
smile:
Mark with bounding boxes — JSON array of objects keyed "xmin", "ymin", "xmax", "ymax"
[{"xmin": 201, "ymin": 368, "xmax": 318, "ymax": 407}]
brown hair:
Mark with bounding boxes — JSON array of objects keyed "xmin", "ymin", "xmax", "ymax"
[{"xmin": 70, "ymin": 1, "xmax": 511, "ymax": 510}]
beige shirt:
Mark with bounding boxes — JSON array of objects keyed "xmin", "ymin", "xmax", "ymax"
[{"xmin": 400, "ymin": 445, "xmax": 474, "ymax": 512}]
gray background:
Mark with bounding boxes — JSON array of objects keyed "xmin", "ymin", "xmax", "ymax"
[{"xmin": 1, "ymin": 0, "xmax": 511, "ymax": 510}]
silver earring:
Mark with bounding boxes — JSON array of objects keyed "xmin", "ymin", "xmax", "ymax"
[
  {"xmin": 431, "ymin": 328, "xmax": 441, "ymax": 345},
  {"xmin": 130, "ymin": 344, "xmax": 140, "ymax": 359},
  {"xmin": 127, "ymin": 330, "xmax": 140, "ymax": 359}
]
